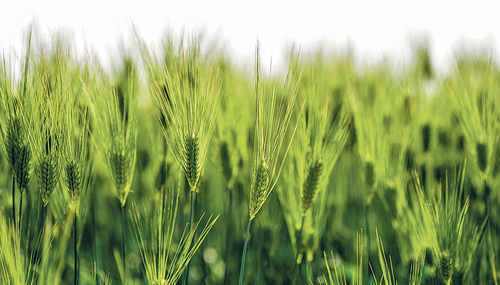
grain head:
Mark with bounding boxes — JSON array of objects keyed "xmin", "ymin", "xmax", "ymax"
[
  {"xmin": 249, "ymin": 159, "xmax": 270, "ymax": 220},
  {"xmin": 142, "ymin": 35, "xmax": 223, "ymax": 193},
  {"xmin": 301, "ymin": 159, "xmax": 323, "ymax": 216},
  {"xmin": 248, "ymin": 43, "xmax": 301, "ymax": 220},
  {"xmin": 182, "ymin": 132, "xmax": 201, "ymax": 192},
  {"xmin": 87, "ymin": 56, "xmax": 138, "ymax": 207},
  {"xmin": 439, "ymin": 250, "xmax": 453, "ymax": 283}
]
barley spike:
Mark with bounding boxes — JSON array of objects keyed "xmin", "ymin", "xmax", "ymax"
[
  {"xmin": 110, "ymin": 146, "xmax": 131, "ymax": 207},
  {"xmin": 422, "ymin": 124, "xmax": 431, "ymax": 152},
  {"xmin": 219, "ymin": 141, "xmax": 232, "ymax": 183},
  {"xmin": 183, "ymin": 132, "xmax": 200, "ymax": 191},
  {"xmin": 16, "ymin": 145, "xmax": 32, "ymax": 191},
  {"xmin": 65, "ymin": 160, "xmax": 82, "ymax": 203},
  {"xmin": 476, "ymin": 142, "xmax": 487, "ymax": 172},
  {"xmin": 38, "ymin": 153, "xmax": 61, "ymax": 206},
  {"xmin": 249, "ymin": 159, "xmax": 270, "ymax": 220},
  {"xmin": 154, "ymin": 158, "xmax": 170, "ymax": 191},
  {"xmin": 452, "ymin": 269, "xmax": 463, "ymax": 285},
  {"xmin": 439, "ymin": 250, "xmax": 453, "ymax": 283},
  {"xmin": 384, "ymin": 184, "xmax": 399, "ymax": 222},
  {"xmin": 365, "ymin": 161, "xmax": 375, "ymax": 189},
  {"xmin": 5, "ymin": 117, "xmax": 32, "ymax": 192},
  {"xmin": 5, "ymin": 117, "xmax": 21, "ymax": 169},
  {"xmin": 301, "ymin": 159, "xmax": 324, "ymax": 216}
]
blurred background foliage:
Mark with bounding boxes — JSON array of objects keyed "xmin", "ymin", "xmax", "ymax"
[{"xmin": 0, "ymin": 26, "xmax": 499, "ymax": 285}]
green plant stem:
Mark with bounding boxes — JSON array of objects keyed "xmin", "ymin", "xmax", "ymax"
[
  {"xmin": 74, "ymin": 210, "xmax": 78, "ymax": 285},
  {"xmin": 223, "ymin": 187, "xmax": 233, "ymax": 285},
  {"xmin": 12, "ymin": 178, "xmax": 16, "ymax": 232},
  {"xmin": 294, "ymin": 215, "xmax": 306, "ymax": 283},
  {"xmin": 121, "ymin": 204, "xmax": 127, "ymax": 285},
  {"xmin": 182, "ymin": 190, "xmax": 197, "ymax": 285},
  {"xmin": 296, "ymin": 215, "xmax": 306, "ymax": 262},
  {"xmin": 19, "ymin": 190, "xmax": 23, "ymax": 234},
  {"xmin": 305, "ymin": 260, "xmax": 312, "ymax": 283},
  {"xmin": 91, "ymin": 194, "xmax": 99, "ymax": 285},
  {"xmin": 238, "ymin": 218, "xmax": 253, "ymax": 285},
  {"xmin": 157, "ymin": 189, "xmax": 164, "ymax": 279},
  {"xmin": 42, "ymin": 202, "xmax": 48, "ymax": 228},
  {"xmin": 42, "ymin": 207, "xmax": 51, "ymax": 282},
  {"xmin": 190, "ymin": 190, "xmax": 196, "ymax": 238},
  {"xmin": 364, "ymin": 203, "xmax": 370, "ymax": 285}
]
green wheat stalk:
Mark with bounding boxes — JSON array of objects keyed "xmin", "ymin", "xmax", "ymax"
[
  {"xmin": 141, "ymin": 34, "xmax": 223, "ymax": 285},
  {"xmin": 277, "ymin": 56, "xmax": 352, "ymax": 280},
  {"xmin": 62, "ymin": 65, "xmax": 94, "ymax": 285},
  {"xmin": 30, "ymin": 42, "xmax": 68, "ymax": 209},
  {"xmin": 0, "ymin": 30, "xmax": 35, "ymax": 234},
  {"xmin": 239, "ymin": 43, "xmax": 302, "ymax": 285},
  {"xmin": 87, "ymin": 56, "xmax": 139, "ymax": 284},
  {"xmin": 142, "ymin": 35, "xmax": 223, "ymax": 193}
]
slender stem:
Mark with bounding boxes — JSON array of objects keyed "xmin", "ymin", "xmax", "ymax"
[
  {"xmin": 121, "ymin": 204, "xmax": 127, "ymax": 285},
  {"xmin": 223, "ymin": 187, "xmax": 233, "ymax": 285},
  {"xmin": 74, "ymin": 210, "xmax": 78, "ymax": 285},
  {"xmin": 296, "ymin": 215, "xmax": 306, "ymax": 262},
  {"xmin": 190, "ymin": 190, "xmax": 196, "ymax": 234},
  {"xmin": 12, "ymin": 178, "xmax": 16, "ymax": 231},
  {"xmin": 91, "ymin": 195, "xmax": 98, "ymax": 285},
  {"xmin": 182, "ymin": 190, "xmax": 197, "ymax": 285},
  {"xmin": 364, "ymin": 203, "xmax": 370, "ymax": 285},
  {"xmin": 157, "ymin": 189, "xmax": 164, "ymax": 278},
  {"xmin": 42, "ymin": 203, "xmax": 48, "ymax": 229},
  {"xmin": 19, "ymin": 190, "xmax": 23, "ymax": 235},
  {"xmin": 238, "ymin": 218, "xmax": 253, "ymax": 285},
  {"xmin": 295, "ymin": 215, "xmax": 306, "ymax": 283},
  {"xmin": 92, "ymin": 190, "xmax": 100, "ymax": 285},
  {"xmin": 306, "ymin": 260, "xmax": 312, "ymax": 282},
  {"xmin": 42, "ymin": 206, "xmax": 51, "ymax": 281},
  {"xmin": 92, "ymin": 206, "xmax": 97, "ymax": 285}
]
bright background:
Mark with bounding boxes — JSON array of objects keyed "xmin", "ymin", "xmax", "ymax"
[{"xmin": 1, "ymin": 0, "xmax": 499, "ymax": 73}]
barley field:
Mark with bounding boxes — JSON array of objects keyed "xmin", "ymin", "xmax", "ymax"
[{"xmin": 0, "ymin": 27, "xmax": 499, "ymax": 285}]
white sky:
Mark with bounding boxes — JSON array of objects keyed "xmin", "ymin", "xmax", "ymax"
[{"xmin": 1, "ymin": 0, "xmax": 499, "ymax": 74}]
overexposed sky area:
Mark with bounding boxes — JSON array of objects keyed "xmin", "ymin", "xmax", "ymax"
[{"xmin": 1, "ymin": 0, "xmax": 499, "ymax": 74}]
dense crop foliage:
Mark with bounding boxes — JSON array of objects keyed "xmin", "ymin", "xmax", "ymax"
[{"xmin": 0, "ymin": 28, "xmax": 499, "ymax": 285}]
